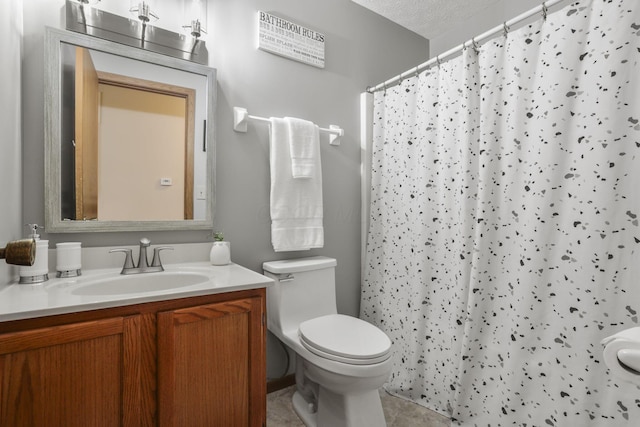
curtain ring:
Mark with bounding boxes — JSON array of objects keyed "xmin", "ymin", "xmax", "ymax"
[
  {"xmin": 436, "ymin": 55, "xmax": 441, "ymax": 67},
  {"xmin": 503, "ymin": 22, "xmax": 510, "ymax": 37},
  {"xmin": 383, "ymin": 82, "xmax": 387, "ymax": 95},
  {"xmin": 542, "ymin": 2, "xmax": 548, "ymax": 21},
  {"xmin": 472, "ymin": 37, "xmax": 480, "ymax": 54},
  {"xmin": 414, "ymin": 65, "xmax": 420, "ymax": 78}
]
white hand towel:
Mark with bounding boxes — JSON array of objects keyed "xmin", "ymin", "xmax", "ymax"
[
  {"xmin": 285, "ymin": 117, "xmax": 319, "ymax": 179},
  {"xmin": 269, "ymin": 117, "xmax": 324, "ymax": 252}
]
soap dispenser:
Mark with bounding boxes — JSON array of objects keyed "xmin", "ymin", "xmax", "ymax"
[{"xmin": 19, "ymin": 224, "xmax": 49, "ymax": 284}]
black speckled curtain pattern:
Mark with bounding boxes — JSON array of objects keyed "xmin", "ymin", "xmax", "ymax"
[{"xmin": 361, "ymin": 0, "xmax": 640, "ymax": 425}]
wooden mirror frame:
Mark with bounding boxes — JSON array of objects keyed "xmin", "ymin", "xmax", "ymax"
[{"xmin": 44, "ymin": 27, "xmax": 216, "ymax": 233}]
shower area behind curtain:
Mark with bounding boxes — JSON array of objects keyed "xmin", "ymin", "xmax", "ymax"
[{"xmin": 361, "ymin": 0, "xmax": 640, "ymax": 425}]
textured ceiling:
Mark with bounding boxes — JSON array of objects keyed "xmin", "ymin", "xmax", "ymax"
[{"xmin": 352, "ymin": 0, "xmax": 502, "ymax": 39}]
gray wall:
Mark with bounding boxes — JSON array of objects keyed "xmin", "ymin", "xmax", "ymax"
[
  {"xmin": 429, "ymin": 0, "xmax": 543, "ymax": 57},
  {"xmin": 19, "ymin": 0, "xmax": 427, "ymax": 377},
  {"xmin": 0, "ymin": 0, "xmax": 23, "ymax": 284}
]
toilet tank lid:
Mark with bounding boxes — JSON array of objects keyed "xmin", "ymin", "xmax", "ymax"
[{"xmin": 263, "ymin": 256, "xmax": 337, "ymax": 274}]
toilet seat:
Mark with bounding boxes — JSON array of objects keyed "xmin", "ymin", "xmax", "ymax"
[{"xmin": 298, "ymin": 314, "xmax": 392, "ymax": 365}]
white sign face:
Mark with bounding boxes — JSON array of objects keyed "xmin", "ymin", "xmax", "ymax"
[{"xmin": 257, "ymin": 11, "xmax": 325, "ymax": 69}]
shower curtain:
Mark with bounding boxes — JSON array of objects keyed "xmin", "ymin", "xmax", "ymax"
[{"xmin": 361, "ymin": 0, "xmax": 640, "ymax": 425}]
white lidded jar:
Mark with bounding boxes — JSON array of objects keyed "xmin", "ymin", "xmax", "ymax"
[{"xmin": 56, "ymin": 242, "xmax": 82, "ymax": 278}]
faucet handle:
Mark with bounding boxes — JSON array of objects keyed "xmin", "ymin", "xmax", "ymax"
[
  {"xmin": 109, "ymin": 248, "xmax": 135, "ymax": 271},
  {"xmin": 139, "ymin": 238, "xmax": 151, "ymax": 247},
  {"xmin": 151, "ymin": 246, "xmax": 173, "ymax": 269}
]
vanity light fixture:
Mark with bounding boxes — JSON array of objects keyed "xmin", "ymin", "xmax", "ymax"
[
  {"xmin": 65, "ymin": 0, "xmax": 208, "ymax": 64},
  {"xmin": 182, "ymin": 0, "xmax": 208, "ymax": 39}
]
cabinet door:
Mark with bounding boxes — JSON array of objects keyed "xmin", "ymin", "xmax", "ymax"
[
  {"xmin": 0, "ymin": 316, "xmax": 142, "ymax": 427},
  {"xmin": 157, "ymin": 297, "xmax": 266, "ymax": 427}
]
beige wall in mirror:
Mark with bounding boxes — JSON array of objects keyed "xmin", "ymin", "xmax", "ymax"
[{"xmin": 98, "ymin": 83, "xmax": 191, "ymax": 221}]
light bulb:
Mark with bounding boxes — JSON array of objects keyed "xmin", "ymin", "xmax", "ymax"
[
  {"xmin": 129, "ymin": 0, "xmax": 158, "ymax": 22},
  {"xmin": 182, "ymin": 0, "xmax": 207, "ymax": 38}
]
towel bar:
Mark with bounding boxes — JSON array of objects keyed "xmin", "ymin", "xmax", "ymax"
[{"xmin": 233, "ymin": 106, "xmax": 343, "ymax": 146}]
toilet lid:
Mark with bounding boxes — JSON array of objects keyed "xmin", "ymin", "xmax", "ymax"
[{"xmin": 298, "ymin": 314, "xmax": 392, "ymax": 365}]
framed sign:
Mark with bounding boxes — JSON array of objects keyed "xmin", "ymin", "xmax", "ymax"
[{"xmin": 257, "ymin": 11, "xmax": 325, "ymax": 68}]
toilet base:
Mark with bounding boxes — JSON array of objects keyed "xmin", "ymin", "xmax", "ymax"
[
  {"xmin": 292, "ymin": 387, "xmax": 387, "ymax": 427},
  {"xmin": 293, "ymin": 391, "xmax": 318, "ymax": 426}
]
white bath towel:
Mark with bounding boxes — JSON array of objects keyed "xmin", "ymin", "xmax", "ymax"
[
  {"xmin": 269, "ymin": 117, "xmax": 324, "ymax": 252},
  {"xmin": 285, "ymin": 117, "xmax": 319, "ymax": 179}
]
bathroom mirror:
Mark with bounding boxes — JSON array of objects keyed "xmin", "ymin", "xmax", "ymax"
[{"xmin": 45, "ymin": 27, "xmax": 216, "ymax": 232}]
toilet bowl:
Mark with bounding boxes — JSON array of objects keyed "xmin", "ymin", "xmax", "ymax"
[{"xmin": 263, "ymin": 257, "xmax": 393, "ymax": 427}]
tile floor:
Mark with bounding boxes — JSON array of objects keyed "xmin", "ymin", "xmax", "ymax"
[{"xmin": 267, "ymin": 386, "xmax": 451, "ymax": 427}]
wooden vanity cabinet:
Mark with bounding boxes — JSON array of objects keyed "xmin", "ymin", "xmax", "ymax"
[{"xmin": 0, "ymin": 288, "xmax": 266, "ymax": 427}]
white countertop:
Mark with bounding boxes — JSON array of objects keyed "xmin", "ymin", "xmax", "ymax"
[{"xmin": 0, "ymin": 262, "xmax": 273, "ymax": 322}]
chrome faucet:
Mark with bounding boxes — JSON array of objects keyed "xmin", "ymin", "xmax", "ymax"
[
  {"xmin": 137, "ymin": 237, "xmax": 151, "ymax": 270},
  {"xmin": 110, "ymin": 238, "xmax": 173, "ymax": 275}
]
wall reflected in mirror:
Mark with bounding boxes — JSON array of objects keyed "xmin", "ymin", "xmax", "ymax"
[{"xmin": 60, "ymin": 44, "xmax": 207, "ymax": 222}]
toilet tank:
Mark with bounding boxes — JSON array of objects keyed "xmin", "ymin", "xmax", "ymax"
[{"xmin": 263, "ymin": 256, "xmax": 338, "ymax": 336}]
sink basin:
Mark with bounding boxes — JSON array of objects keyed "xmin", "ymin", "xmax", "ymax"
[{"xmin": 70, "ymin": 272, "xmax": 211, "ymax": 296}]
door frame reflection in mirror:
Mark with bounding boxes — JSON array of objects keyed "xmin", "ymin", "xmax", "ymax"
[{"xmin": 45, "ymin": 27, "xmax": 216, "ymax": 233}]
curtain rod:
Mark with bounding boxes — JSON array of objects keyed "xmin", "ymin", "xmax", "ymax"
[{"xmin": 366, "ymin": 0, "xmax": 568, "ymax": 94}]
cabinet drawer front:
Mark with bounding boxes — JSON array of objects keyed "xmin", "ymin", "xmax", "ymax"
[
  {"xmin": 0, "ymin": 317, "xmax": 124, "ymax": 355},
  {"xmin": 165, "ymin": 298, "xmax": 253, "ymax": 325}
]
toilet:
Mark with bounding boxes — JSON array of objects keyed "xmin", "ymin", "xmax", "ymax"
[{"xmin": 263, "ymin": 256, "xmax": 393, "ymax": 427}]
